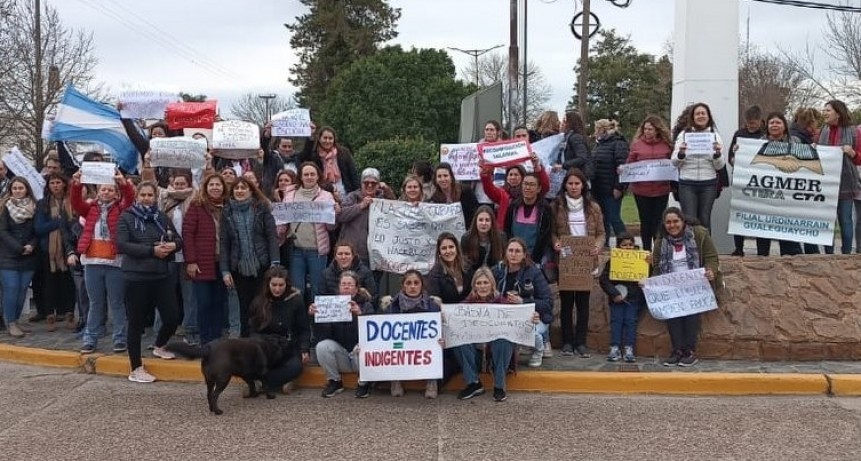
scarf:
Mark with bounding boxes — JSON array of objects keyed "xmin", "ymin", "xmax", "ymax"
[
  {"xmin": 5, "ymin": 197, "xmax": 34, "ymax": 224},
  {"xmin": 319, "ymin": 146, "xmax": 341, "ymax": 184},
  {"xmin": 565, "ymin": 195, "xmax": 584, "ymax": 213},
  {"xmin": 162, "ymin": 187, "xmax": 194, "ymax": 214},
  {"xmin": 48, "ymin": 197, "xmax": 68, "ymax": 272},
  {"xmin": 298, "ymin": 185, "xmax": 319, "ymax": 200},
  {"xmin": 96, "ymin": 200, "xmax": 114, "ymax": 240},
  {"xmin": 230, "ymin": 198, "xmax": 259, "ymax": 277},
  {"xmin": 507, "ymin": 185, "xmax": 523, "ymax": 201},
  {"xmin": 819, "ymin": 125, "xmax": 861, "ymax": 196},
  {"xmin": 207, "ymin": 197, "xmax": 224, "ymax": 256},
  {"xmin": 659, "ymin": 225, "xmax": 700, "ymax": 275},
  {"xmin": 395, "ymin": 292, "xmax": 425, "ymax": 313},
  {"xmin": 129, "ymin": 203, "xmax": 167, "ymax": 236}
]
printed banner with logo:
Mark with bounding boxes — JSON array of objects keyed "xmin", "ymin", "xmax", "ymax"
[
  {"xmin": 358, "ymin": 312, "xmax": 443, "ymax": 382},
  {"xmin": 728, "ymin": 138, "xmax": 840, "ymax": 246}
]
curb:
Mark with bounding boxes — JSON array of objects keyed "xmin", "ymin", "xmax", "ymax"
[{"xmin": 0, "ymin": 344, "xmax": 840, "ymax": 396}]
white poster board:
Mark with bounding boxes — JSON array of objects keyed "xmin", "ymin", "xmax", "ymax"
[
  {"xmin": 619, "ymin": 159, "xmax": 679, "ymax": 183},
  {"xmin": 440, "ymin": 303, "xmax": 536, "ymax": 348},
  {"xmin": 119, "ymin": 91, "xmax": 177, "ymax": 120},
  {"xmin": 271, "ymin": 201, "xmax": 336, "ymax": 226},
  {"xmin": 211, "ymin": 121, "xmax": 260, "ymax": 159},
  {"xmin": 683, "ymin": 132, "xmax": 717, "ymax": 156},
  {"xmin": 313, "ymin": 295, "xmax": 352, "ymax": 323},
  {"xmin": 440, "ymin": 143, "xmax": 479, "ymax": 181},
  {"xmin": 149, "ymin": 137, "xmax": 207, "ymax": 169},
  {"xmin": 478, "ymin": 140, "xmax": 532, "ymax": 168},
  {"xmin": 3, "ymin": 147, "xmax": 45, "ymax": 200},
  {"xmin": 80, "ymin": 161, "xmax": 116, "ymax": 185},
  {"xmin": 367, "ymin": 199, "xmax": 466, "ymax": 274},
  {"xmin": 358, "ymin": 312, "xmax": 443, "ymax": 382},
  {"xmin": 271, "ymin": 109, "xmax": 312, "ymax": 137},
  {"xmin": 643, "ymin": 268, "xmax": 717, "ymax": 320}
]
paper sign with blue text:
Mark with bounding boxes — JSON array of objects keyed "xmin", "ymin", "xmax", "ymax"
[{"xmin": 358, "ymin": 312, "xmax": 443, "ymax": 382}]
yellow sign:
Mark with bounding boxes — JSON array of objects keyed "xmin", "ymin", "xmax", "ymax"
[{"xmin": 609, "ymin": 249, "xmax": 650, "ymax": 282}]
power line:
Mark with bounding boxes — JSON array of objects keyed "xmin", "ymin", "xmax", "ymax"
[{"xmin": 750, "ymin": 0, "xmax": 861, "ymax": 12}]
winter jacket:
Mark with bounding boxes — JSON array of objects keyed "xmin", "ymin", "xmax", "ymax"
[
  {"xmin": 182, "ymin": 202, "xmax": 220, "ymax": 281},
  {"xmin": 789, "ymin": 123, "xmax": 815, "ymax": 145},
  {"xmin": 598, "ymin": 262, "xmax": 646, "ymax": 306},
  {"xmin": 479, "ymin": 167, "xmax": 550, "ymax": 229},
  {"xmin": 562, "ymin": 132, "xmax": 594, "ymax": 179},
  {"xmin": 592, "ymin": 132, "xmax": 629, "ymax": 194},
  {"xmin": 298, "ymin": 142, "xmax": 361, "ymax": 194},
  {"xmin": 251, "ymin": 287, "xmax": 311, "ymax": 353},
  {"xmin": 429, "ymin": 186, "xmax": 480, "ymax": 226},
  {"xmin": 425, "ymin": 264, "xmax": 472, "ymax": 304},
  {"xmin": 34, "ymin": 196, "xmax": 74, "ymax": 253},
  {"xmin": 219, "ymin": 200, "xmax": 279, "ymax": 276},
  {"xmin": 819, "ymin": 125, "xmax": 861, "ymax": 199},
  {"xmin": 627, "ymin": 138, "xmax": 673, "ymax": 197},
  {"xmin": 460, "ymin": 231, "xmax": 507, "ymax": 275},
  {"xmin": 71, "ymin": 181, "xmax": 136, "ymax": 260},
  {"xmin": 503, "ymin": 197, "xmax": 553, "ymax": 264},
  {"xmin": 0, "ymin": 207, "xmax": 37, "ymax": 271},
  {"xmin": 116, "ymin": 207, "xmax": 183, "ymax": 281},
  {"xmin": 336, "ymin": 188, "xmax": 395, "ymax": 262},
  {"xmin": 492, "ymin": 263, "xmax": 553, "ymax": 324},
  {"xmin": 651, "ymin": 224, "xmax": 722, "ymax": 289},
  {"xmin": 671, "ymin": 130, "xmax": 726, "ymax": 183},
  {"xmin": 281, "ymin": 186, "xmax": 336, "ymax": 256},
  {"xmin": 313, "ymin": 290, "xmax": 375, "ymax": 351},
  {"xmin": 551, "ymin": 198, "xmax": 606, "ymax": 252},
  {"xmin": 321, "ymin": 258, "xmax": 377, "ymax": 298}
]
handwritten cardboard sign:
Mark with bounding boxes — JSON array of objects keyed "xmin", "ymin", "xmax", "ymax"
[
  {"xmin": 557, "ymin": 236, "xmax": 595, "ymax": 291},
  {"xmin": 440, "ymin": 143, "xmax": 479, "ymax": 181},
  {"xmin": 358, "ymin": 312, "xmax": 443, "ymax": 382},
  {"xmin": 313, "ymin": 295, "xmax": 352, "ymax": 323},
  {"xmin": 149, "ymin": 137, "xmax": 207, "ymax": 169},
  {"xmin": 80, "ymin": 161, "xmax": 116, "ymax": 185},
  {"xmin": 271, "ymin": 108, "xmax": 312, "ymax": 137},
  {"xmin": 619, "ymin": 159, "xmax": 679, "ymax": 183},
  {"xmin": 683, "ymin": 132, "xmax": 717, "ymax": 156},
  {"xmin": 3, "ymin": 147, "xmax": 44, "ymax": 200},
  {"xmin": 166, "ymin": 101, "xmax": 218, "ymax": 130},
  {"xmin": 211, "ymin": 121, "xmax": 260, "ymax": 159},
  {"xmin": 609, "ymin": 248, "xmax": 650, "ymax": 282},
  {"xmin": 478, "ymin": 139, "xmax": 532, "ymax": 168},
  {"xmin": 440, "ymin": 303, "xmax": 535, "ymax": 348},
  {"xmin": 119, "ymin": 91, "xmax": 177, "ymax": 119},
  {"xmin": 271, "ymin": 201, "xmax": 336, "ymax": 226},
  {"xmin": 643, "ymin": 268, "xmax": 717, "ymax": 320}
]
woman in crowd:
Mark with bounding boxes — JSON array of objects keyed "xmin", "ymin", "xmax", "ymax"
[
  {"xmin": 34, "ymin": 173, "xmax": 77, "ymax": 331},
  {"xmin": 491, "ymin": 238, "xmax": 552, "ymax": 368},
  {"xmin": 552, "ymin": 168, "xmax": 605, "ymax": 358},
  {"xmin": 72, "ymin": 171, "xmax": 135, "ymax": 354},
  {"xmin": 483, "ymin": 120, "xmax": 503, "ymax": 143},
  {"xmin": 627, "ymin": 115, "xmax": 674, "ymax": 251},
  {"xmin": 503, "ymin": 172, "xmax": 553, "ymax": 266},
  {"xmin": 299, "ymin": 126, "xmax": 359, "ymax": 197},
  {"xmin": 117, "ymin": 181, "xmax": 182, "ymax": 383},
  {"xmin": 219, "ymin": 166, "xmax": 237, "ymax": 188},
  {"xmin": 790, "ymin": 107, "xmax": 823, "ymax": 255},
  {"xmin": 409, "ymin": 161, "xmax": 435, "ymax": 201},
  {"xmin": 461, "ymin": 205, "xmax": 506, "ymax": 274},
  {"xmin": 479, "ymin": 153, "xmax": 549, "ymax": 229},
  {"xmin": 652, "ymin": 207, "xmax": 720, "ymax": 367},
  {"xmin": 592, "ymin": 119, "xmax": 629, "ymax": 247},
  {"xmin": 183, "ymin": 173, "xmax": 227, "ymax": 345},
  {"xmin": 0, "ymin": 178, "xmax": 38, "ymax": 337},
  {"xmin": 336, "ymin": 167, "xmax": 395, "ymax": 267},
  {"xmin": 321, "ymin": 241, "xmax": 376, "ymax": 298},
  {"xmin": 430, "ymin": 163, "xmax": 479, "ymax": 225},
  {"xmin": 555, "ymin": 110, "xmax": 593, "ymax": 180},
  {"xmin": 313, "ymin": 271, "xmax": 375, "ymax": 399},
  {"xmin": 426, "ymin": 232, "xmax": 471, "ymax": 304},
  {"xmin": 220, "ymin": 177, "xmax": 279, "ymax": 338},
  {"xmin": 248, "ymin": 266, "xmax": 310, "ymax": 395},
  {"xmin": 281, "ymin": 162, "xmax": 337, "ymax": 299},
  {"xmin": 819, "ymin": 100, "xmax": 861, "ymax": 254},
  {"xmin": 533, "ymin": 111, "xmax": 561, "ymax": 140},
  {"xmin": 400, "ymin": 174, "xmax": 425, "ymax": 204},
  {"xmin": 671, "ymin": 102, "xmax": 726, "ymax": 232},
  {"xmin": 272, "ymin": 170, "xmax": 297, "ymax": 202}
]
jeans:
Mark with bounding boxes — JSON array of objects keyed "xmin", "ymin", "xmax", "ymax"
[
  {"xmin": 194, "ymin": 280, "xmax": 226, "ymax": 345},
  {"xmin": 678, "ymin": 181, "xmax": 717, "ymax": 232},
  {"xmin": 263, "ymin": 355, "xmax": 304, "ymax": 392},
  {"xmin": 609, "ymin": 301, "xmax": 639, "ymax": 347},
  {"xmin": 534, "ymin": 322, "xmax": 549, "ymax": 352},
  {"xmin": 73, "ymin": 269, "xmax": 89, "ymax": 330},
  {"xmin": 559, "ymin": 290, "xmax": 591, "ymax": 348},
  {"xmin": 82, "ymin": 264, "xmax": 126, "ymax": 347},
  {"xmin": 227, "ymin": 288, "xmax": 241, "ymax": 336},
  {"xmin": 126, "ymin": 278, "xmax": 179, "ymax": 370},
  {"xmin": 453, "ymin": 339, "xmax": 514, "ymax": 390},
  {"xmin": 666, "ymin": 313, "xmax": 701, "ymax": 352},
  {"xmin": 316, "ymin": 339, "xmax": 359, "ymax": 381},
  {"xmin": 828, "ymin": 198, "xmax": 854, "ymax": 254},
  {"xmin": 634, "ymin": 194, "xmax": 668, "ymax": 251},
  {"xmin": 597, "ymin": 192, "xmax": 626, "ymax": 246},
  {"xmin": 0, "ymin": 269, "xmax": 34, "ymax": 323},
  {"xmin": 290, "ymin": 248, "xmax": 326, "ymax": 299}
]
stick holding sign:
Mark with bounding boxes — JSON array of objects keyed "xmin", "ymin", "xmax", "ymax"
[
  {"xmin": 478, "ymin": 139, "xmax": 532, "ymax": 168},
  {"xmin": 312, "ymin": 295, "xmax": 352, "ymax": 323},
  {"xmin": 80, "ymin": 161, "xmax": 117, "ymax": 185},
  {"xmin": 642, "ymin": 268, "xmax": 717, "ymax": 320},
  {"xmin": 557, "ymin": 236, "xmax": 596, "ymax": 291}
]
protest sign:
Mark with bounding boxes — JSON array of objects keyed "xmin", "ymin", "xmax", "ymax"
[
  {"xmin": 313, "ymin": 295, "xmax": 352, "ymax": 324},
  {"xmin": 367, "ymin": 199, "xmax": 466, "ymax": 274},
  {"xmin": 557, "ymin": 236, "xmax": 595, "ymax": 291},
  {"xmin": 358, "ymin": 312, "xmax": 443, "ymax": 382},
  {"xmin": 683, "ymin": 132, "xmax": 717, "ymax": 156},
  {"xmin": 271, "ymin": 201, "xmax": 336, "ymax": 225},
  {"xmin": 119, "ymin": 91, "xmax": 177, "ymax": 119},
  {"xmin": 165, "ymin": 101, "xmax": 218, "ymax": 130},
  {"xmin": 643, "ymin": 268, "xmax": 717, "ymax": 320},
  {"xmin": 80, "ymin": 161, "xmax": 116, "ymax": 185},
  {"xmin": 182, "ymin": 128, "xmax": 212, "ymax": 145},
  {"xmin": 149, "ymin": 137, "xmax": 207, "ymax": 169},
  {"xmin": 619, "ymin": 159, "xmax": 679, "ymax": 183},
  {"xmin": 271, "ymin": 109, "xmax": 312, "ymax": 137},
  {"xmin": 440, "ymin": 303, "xmax": 535, "ymax": 349},
  {"xmin": 440, "ymin": 143, "xmax": 479, "ymax": 181},
  {"xmin": 728, "ymin": 138, "xmax": 840, "ymax": 246},
  {"xmin": 478, "ymin": 139, "xmax": 532, "ymax": 168},
  {"xmin": 609, "ymin": 249, "xmax": 650, "ymax": 282},
  {"xmin": 531, "ymin": 134, "xmax": 566, "ymax": 197},
  {"xmin": 3, "ymin": 148, "xmax": 44, "ymax": 200},
  {"xmin": 211, "ymin": 121, "xmax": 260, "ymax": 159}
]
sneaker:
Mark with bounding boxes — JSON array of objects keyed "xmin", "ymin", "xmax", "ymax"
[
  {"xmin": 183, "ymin": 335, "xmax": 200, "ymax": 346},
  {"xmin": 425, "ymin": 380, "xmax": 438, "ymax": 399},
  {"xmin": 7, "ymin": 323, "xmax": 25, "ymax": 338},
  {"xmin": 560, "ymin": 344, "xmax": 574, "ymax": 356},
  {"xmin": 146, "ymin": 344, "xmax": 155, "ymax": 351},
  {"xmin": 112, "ymin": 343, "xmax": 127, "ymax": 353},
  {"xmin": 152, "ymin": 347, "xmax": 176, "ymax": 360},
  {"xmin": 128, "ymin": 366, "xmax": 156, "ymax": 383},
  {"xmin": 731, "ymin": 250, "xmax": 744, "ymax": 257},
  {"xmin": 390, "ymin": 381, "xmax": 404, "ymax": 397},
  {"xmin": 321, "ymin": 379, "xmax": 344, "ymax": 398},
  {"xmin": 528, "ymin": 350, "xmax": 543, "ymax": 368},
  {"xmin": 678, "ymin": 350, "xmax": 699, "ymax": 367},
  {"xmin": 457, "ymin": 382, "xmax": 485, "ymax": 400},
  {"xmin": 606, "ymin": 345, "xmax": 621, "ymax": 362},
  {"xmin": 575, "ymin": 345, "xmax": 591, "ymax": 358},
  {"xmin": 355, "ymin": 383, "xmax": 371, "ymax": 398},
  {"xmin": 663, "ymin": 349, "xmax": 684, "ymax": 367},
  {"xmin": 623, "ymin": 345, "xmax": 636, "ymax": 363},
  {"xmin": 543, "ymin": 342, "xmax": 553, "ymax": 358},
  {"xmin": 493, "ymin": 387, "xmax": 507, "ymax": 402},
  {"xmin": 80, "ymin": 343, "xmax": 96, "ymax": 354}
]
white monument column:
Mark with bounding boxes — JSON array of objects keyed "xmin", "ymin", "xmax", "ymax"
[{"xmin": 672, "ymin": 0, "xmax": 739, "ymax": 253}]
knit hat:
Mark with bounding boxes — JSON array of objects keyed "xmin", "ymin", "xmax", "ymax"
[{"xmin": 361, "ymin": 168, "xmax": 381, "ymax": 182}]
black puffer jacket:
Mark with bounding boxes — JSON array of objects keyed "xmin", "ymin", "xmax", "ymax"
[
  {"xmin": 425, "ymin": 264, "xmax": 472, "ymax": 304},
  {"xmin": 592, "ymin": 132, "xmax": 629, "ymax": 194},
  {"xmin": 562, "ymin": 132, "xmax": 594, "ymax": 180},
  {"xmin": 0, "ymin": 208, "xmax": 37, "ymax": 271},
  {"xmin": 116, "ymin": 207, "xmax": 183, "ymax": 281},
  {"xmin": 313, "ymin": 290, "xmax": 375, "ymax": 350},
  {"xmin": 321, "ymin": 258, "xmax": 377, "ymax": 298},
  {"xmin": 219, "ymin": 200, "xmax": 279, "ymax": 276}
]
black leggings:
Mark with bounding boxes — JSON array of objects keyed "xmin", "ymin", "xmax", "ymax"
[
  {"xmin": 40, "ymin": 256, "xmax": 76, "ymax": 316},
  {"xmin": 559, "ymin": 290, "xmax": 591, "ymax": 347},
  {"xmin": 634, "ymin": 194, "xmax": 669, "ymax": 251},
  {"xmin": 233, "ymin": 272, "xmax": 263, "ymax": 338},
  {"xmin": 126, "ymin": 278, "xmax": 179, "ymax": 370},
  {"xmin": 666, "ymin": 313, "xmax": 701, "ymax": 352}
]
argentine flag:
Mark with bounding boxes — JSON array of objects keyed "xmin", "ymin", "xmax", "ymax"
[{"xmin": 48, "ymin": 85, "xmax": 139, "ymax": 173}]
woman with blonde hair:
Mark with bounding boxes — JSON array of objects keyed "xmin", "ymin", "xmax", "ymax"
[{"xmin": 534, "ymin": 111, "xmax": 561, "ymax": 139}]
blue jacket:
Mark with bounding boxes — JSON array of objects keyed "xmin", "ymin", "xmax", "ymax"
[{"xmin": 492, "ymin": 262, "xmax": 553, "ymax": 324}]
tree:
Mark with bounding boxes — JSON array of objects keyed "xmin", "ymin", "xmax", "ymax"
[
  {"xmin": 286, "ymin": 0, "xmax": 401, "ymax": 111},
  {"xmin": 738, "ymin": 47, "xmax": 808, "ymax": 123},
  {"xmin": 228, "ymin": 93, "xmax": 295, "ymax": 126},
  {"xmin": 461, "ymin": 52, "xmax": 551, "ymax": 128},
  {"xmin": 319, "ymin": 45, "xmax": 472, "ymax": 150},
  {"xmin": 0, "ymin": 0, "xmax": 101, "ymax": 167},
  {"xmin": 353, "ymin": 137, "xmax": 436, "ymax": 184},
  {"xmin": 570, "ymin": 29, "xmax": 672, "ymax": 139}
]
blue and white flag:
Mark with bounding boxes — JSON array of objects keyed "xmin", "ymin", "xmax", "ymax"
[{"xmin": 48, "ymin": 85, "xmax": 139, "ymax": 173}]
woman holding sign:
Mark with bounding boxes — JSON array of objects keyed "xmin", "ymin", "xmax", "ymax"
[
  {"xmin": 551, "ymin": 168, "xmax": 605, "ymax": 358},
  {"xmin": 819, "ymin": 100, "xmax": 861, "ymax": 255},
  {"xmin": 627, "ymin": 115, "xmax": 673, "ymax": 251},
  {"xmin": 430, "ymin": 163, "xmax": 479, "ymax": 225},
  {"xmin": 651, "ymin": 207, "xmax": 720, "ymax": 367}
]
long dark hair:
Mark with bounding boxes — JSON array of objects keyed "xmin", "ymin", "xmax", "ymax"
[
  {"xmin": 432, "ymin": 232, "xmax": 465, "ymax": 286},
  {"xmin": 825, "ymin": 99, "xmax": 853, "ymax": 127},
  {"xmin": 685, "ymin": 102, "xmax": 717, "ymax": 132},
  {"xmin": 431, "ymin": 162, "xmax": 462, "ymax": 203},
  {"xmin": 249, "ymin": 267, "xmax": 293, "ymax": 331},
  {"xmin": 552, "ymin": 168, "xmax": 597, "ymax": 220},
  {"xmin": 463, "ymin": 205, "xmax": 504, "ymax": 268},
  {"xmin": 658, "ymin": 206, "xmax": 689, "ymax": 238}
]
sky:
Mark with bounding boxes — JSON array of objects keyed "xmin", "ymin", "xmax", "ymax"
[{"xmin": 51, "ymin": 0, "xmax": 849, "ymax": 119}]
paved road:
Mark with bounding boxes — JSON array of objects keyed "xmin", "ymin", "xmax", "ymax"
[{"xmin": 1, "ymin": 362, "xmax": 860, "ymax": 461}]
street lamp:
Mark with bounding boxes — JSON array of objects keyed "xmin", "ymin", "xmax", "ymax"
[
  {"xmin": 258, "ymin": 93, "xmax": 276, "ymax": 121},
  {"xmin": 446, "ymin": 45, "xmax": 505, "ymax": 88}
]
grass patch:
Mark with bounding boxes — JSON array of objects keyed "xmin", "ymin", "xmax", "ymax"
[{"xmin": 621, "ymin": 193, "xmax": 639, "ymax": 224}]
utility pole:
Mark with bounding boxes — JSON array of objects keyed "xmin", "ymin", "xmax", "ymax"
[
  {"xmin": 577, "ymin": 0, "xmax": 591, "ymax": 123},
  {"xmin": 508, "ymin": 0, "xmax": 519, "ymax": 134},
  {"xmin": 523, "ymin": 0, "xmax": 528, "ymax": 129},
  {"xmin": 447, "ymin": 45, "xmax": 505, "ymax": 88},
  {"xmin": 258, "ymin": 93, "xmax": 276, "ymax": 122},
  {"xmin": 34, "ymin": 0, "xmax": 44, "ymax": 166}
]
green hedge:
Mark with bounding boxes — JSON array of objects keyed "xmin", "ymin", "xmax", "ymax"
[{"xmin": 353, "ymin": 137, "xmax": 437, "ymax": 187}]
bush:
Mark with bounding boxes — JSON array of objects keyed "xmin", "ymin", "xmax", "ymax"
[{"xmin": 353, "ymin": 137, "xmax": 437, "ymax": 187}]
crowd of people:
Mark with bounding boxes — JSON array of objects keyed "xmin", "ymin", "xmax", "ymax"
[{"xmin": 1, "ymin": 98, "xmax": 849, "ymax": 401}]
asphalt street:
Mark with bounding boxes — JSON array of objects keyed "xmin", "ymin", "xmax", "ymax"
[{"xmin": 1, "ymin": 362, "xmax": 860, "ymax": 460}]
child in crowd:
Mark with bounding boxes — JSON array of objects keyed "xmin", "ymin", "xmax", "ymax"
[{"xmin": 598, "ymin": 233, "xmax": 645, "ymax": 363}]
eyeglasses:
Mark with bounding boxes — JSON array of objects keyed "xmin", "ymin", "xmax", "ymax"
[
  {"xmin": 522, "ymin": 182, "xmax": 539, "ymax": 188},
  {"xmin": 363, "ymin": 181, "xmax": 379, "ymax": 186}
]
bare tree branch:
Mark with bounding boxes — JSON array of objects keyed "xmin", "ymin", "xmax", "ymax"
[{"xmin": 228, "ymin": 93, "xmax": 296, "ymax": 127}]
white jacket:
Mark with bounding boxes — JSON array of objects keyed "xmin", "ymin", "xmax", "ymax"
[{"xmin": 671, "ymin": 130, "xmax": 726, "ymax": 182}]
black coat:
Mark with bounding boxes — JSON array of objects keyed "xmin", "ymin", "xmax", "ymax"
[
  {"xmin": 252, "ymin": 288, "xmax": 312, "ymax": 353},
  {"xmin": 321, "ymin": 258, "xmax": 377, "ymax": 298},
  {"xmin": 116, "ymin": 208, "xmax": 183, "ymax": 281},
  {"xmin": 298, "ymin": 141, "xmax": 360, "ymax": 194},
  {"xmin": 562, "ymin": 132, "xmax": 594, "ymax": 180},
  {"xmin": 592, "ymin": 132, "xmax": 628, "ymax": 193},
  {"xmin": 219, "ymin": 200, "xmax": 279, "ymax": 276},
  {"xmin": 425, "ymin": 264, "xmax": 472, "ymax": 304},
  {"xmin": 0, "ymin": 208, "xmax": 37, "ymax": 271}
]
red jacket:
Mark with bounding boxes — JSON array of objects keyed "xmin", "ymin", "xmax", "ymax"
[
  {"xmin": 71, "ymin": 181, "xmax": 135, "ymax": 258},
  {"xmin": 182, "ymin": 202, "xmax": 219, "ymax": 281},
  {"xmin": 627, "ymin": 138, "xmax": 673, "ymax": 197},
  {"xmin": 480, "ymin": 167, "xmax": 549, "ymax": 230}
]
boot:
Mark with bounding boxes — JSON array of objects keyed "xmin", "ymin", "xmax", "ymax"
[
  {"xmin": 64, "ymin": 313, "xmax": 76, "ymax": 330},
  {"xmin": 46, "ymin": 314, "xmax": 57, "ymax": 332},
  {"xmin": 7, "ymin": 322, "xmax": 24, "ymax": 337}
]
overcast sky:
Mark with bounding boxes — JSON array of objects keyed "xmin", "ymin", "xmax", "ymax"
[{"xmin": 54, "ymin": 0, "xmax": 847, "ymax": 120}]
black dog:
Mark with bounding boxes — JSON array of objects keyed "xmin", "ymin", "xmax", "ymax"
[{"xmin": 166, "ymin": 335, "xmax": 293, "ymax": 415}]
